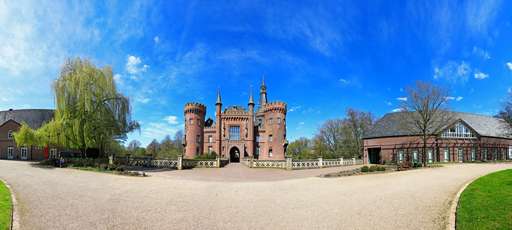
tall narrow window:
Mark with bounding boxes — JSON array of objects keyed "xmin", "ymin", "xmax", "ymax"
[
  {"xmin": 196, "ymin": 147, "xmax": 200, "ymax": 156},
  {"xmin": 484, "ymin": 148, "xmax": 488, "ymax": 161},
  {"xmin": 197, "ymin": 119, "xmax": 200, "ymax": 125},
  {"xmin": 458, "ymin": 148, "xmax": 463, "ymax": 162},
  {"xmin": 269, "ymin": 135, "xmax": 273, "ymax": 142},
  {"xmin": 21, "ymin": 147, "xmax": 27, "ymax": 160},
  {"xmin": 277, "ymin": 118, "xmax": 280, "ymax": 124},
  {"xmin": 503, "ymin": 148, "xmax": 507, "ymax": 160},
  {"xmin": 444, "ymin": 149, "xmax": 449, "ymax": 162},
  {"xmin": 256, "ymin": 147, "xmax": 260, "ymax": 156},
  {"xmin": 471, "ymin": 148, "xmax": 476, "ymax": 161},
  {"xmin": 270, "ymin": 119, "xmax": 273, "ymax": 124},
  {"xmin": 398, "ymin": 149, "xmax": 404, "ymax": 163},
  {"xmin": 50, "ymin": 148, "xmax": 57, "ymax": 159},
  {"xmin": 495, "ymin": 148, "xmax": 498, "ymax": 160},
  {"xmin": 7, "ymin": 146, "xmax": 14, "ymax": 159},
  {"xmin": 196, "ymin": 135, "xmax": 200, "ymax": 142},
  {"xmin": 427, "ymin": 148, "xmax": 433, "ymax": 163},
  {"xmin": 8, "ymin": 130, "xmax": 13, "ymax": 139},
  {"xmin": 230, "ymin": 126, "xmax": 240, "ymax": 140},
  {"xmin": 256, "ymin": 136, "xmax": 260, "ymax": 142},
  {"xmin": 269, "ymin": 148, "xmax": 273, "ymax": 157},
  {"xmin": 412, "ymin": 148, "xmax": 418, "ymax": 163},
  {"xmin": 189, "ymin": 119, "xmax": 193, "ymax": 125},
  {"xmin": 208, "ymin": 136, "xmax": 212, "ymax": 143},
  {"xmin": 208, "ymin": 146, "xmax": 212, "ymax": 154}
]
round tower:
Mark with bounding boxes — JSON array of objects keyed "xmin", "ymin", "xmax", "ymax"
[
  {"xmin": 263, "ymin": 101, "xmax": 287, "ymax": 160},
  {"xmin": 184, "ymin": 102, "xmax": 206, "ymax": 158}
]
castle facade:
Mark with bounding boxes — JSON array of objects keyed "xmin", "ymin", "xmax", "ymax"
[{"xmin": 183, "ymin": 78, "xmax": 288, "ymax": 162}]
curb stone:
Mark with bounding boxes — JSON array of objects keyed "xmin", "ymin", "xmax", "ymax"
[
  {"xmin": 447, "ymin": 177, "xmax": 478, "ymax": 230},
  {"xmin": 0, "ymin": 177, "xmax": 20, "ymax": 230}
]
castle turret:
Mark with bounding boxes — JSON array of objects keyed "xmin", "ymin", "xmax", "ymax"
[
  {"xmin": 247, "ymin": 88, "xmax": 255, "ymax": 157},
  {"xmin": 215, "ymin": 89, "xmax": 222, "ymax": 156},
  {"xmin": 255, "ymin": 76, "xmax": 267, "ymax": 125},
  {"xmin": 263, "ymin": 101, "xmax": 287, "ymax": 160},
  {"xmin": 184, "ymin": 102, "xmax": 206, "ymax": 158}
]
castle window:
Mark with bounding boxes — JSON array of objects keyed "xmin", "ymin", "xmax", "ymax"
[
  {"xmin": 230, "ymin": 126, "xmax": 240, "ymax": 140},
  {"xmin": 196, "ymin": 147, "xmax": 200, "ymax": 156},
  {"xmin": 208, "ymin": 136, "xmax": 212, "ymax": 143},
  {"xmin": 197, "ymin": 119, "xmax": 200, "ymax": 125},
  {"xmin": 270, "ymin": 119, "xmax": 272, "ymax": 124},
  {"xmin": 208, "ymin": 146, "xmax": 212, "ymax": 154},
  {"xmin": 269, "ymin": 148, "xmax": 273, "ymax": 157},
  {"xmin": 189, "ymin": 119, "xmax": 193, "ymax": 125},
  {"xmin": 8, "ymin": 130, "xmax": 13, "ymax": 139},
  {"xmin": 256, "ymin": 147, "xmax": 260, "ymax": 156},
  {"xmin": 256, "ymin": 136, "xmax": 260, "ymax": 142},
  {"xmin": 277, "ymin": 118, "xmax": 280, "ymax": 124},
  {"xmin": 269, "ymin": 135, "xmax": 273, "ymax": 142},
  {"xmin": 196, "ymin": 135, "xmax": 200, "ymax": 142}
]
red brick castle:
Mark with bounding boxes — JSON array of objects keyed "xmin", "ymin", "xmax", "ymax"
[{"xmin": 183, "ymin": 77, "xmax": 289, "ymax": 162}]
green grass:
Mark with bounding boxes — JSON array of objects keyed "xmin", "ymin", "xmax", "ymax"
[
  {"xmin": 457, "ymin": 169, "xmax": 512, "ymax": 229},
  {"xmin": 0, "ymin": 181, "xmax": 12, "ymax": 230}
]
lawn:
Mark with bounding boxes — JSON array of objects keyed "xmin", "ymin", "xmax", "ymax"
[
  {"xmin": 457, "ymin": 169, "xmax": 512, "ymax": 229},
  {"xmin": 0, "ymin": 181, "xmax": 12, "ymax": 230}
]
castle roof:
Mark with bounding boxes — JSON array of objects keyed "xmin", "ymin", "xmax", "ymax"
[
  {"xmin": 0, "ymin": 109, "xmax": 55, "ymax": 130},
  {"xmin": 216, "ymin": 89, "xmax": 222, "ymax": 105},
  {"xmin": 225, "ymin": 106, "xmax": 246, "ymax": 112},
  {"xmin": 364, "ymin": 111, "xmax": 512, "ymax": 139}
]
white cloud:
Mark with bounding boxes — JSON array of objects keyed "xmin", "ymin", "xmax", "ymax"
[
  {"xmin": 288, "ymin": 105, "xmax": 301, "ymax": 112},
  {"xmin": 137, "ymin": 98, "xmax": 150, "ymax": 103},
  {"xmin": 446, "ymin": 97, "xmax": 455, "ymax": 100},
  {"xmin": 154, "ymin": 36, "xmax": 159, "ymax": 44},
  {"xmin": 339, "ymin": 79, "xmax": 349, "ymax": 84},
  {"xmin": 126, "ymin": 55, "xmax": 148, "ymax": 75},
  {"xmin": 163, "ymin": 115, "xmax": 179, "ymax": 124},
  {"xmin": 114, "ymin": 74, "xmax": 122, "ymax": 85},
  {"xmin": 392, "ymin": 108, "xmax": 402, "ymax": 112},
  {"xmin": 297, "ymin": 122, "xmax": 305, "ymax": 130},
  {"xmin": 507, "ymin": 62, "xmax": 512, "ymax": 70},
  {"xmin": 433, "ymin": 61, "xmax": 471, "ymax": 83},
  {"xmin": 387, "ymin": 102, "xmax": 392, "ymax": 106},
  {"xmin": 299, "ymin": 122, "xmax": 305, "ymax": 125},
  {"xmin": 472, "ymin": 47, "xmax": 490, "ymax": 59},
  {"xmin": 474, "ymin": 72, "xmax": 489, "ymax": 79},
  {"xmin": 400, "ymin": 88, "xmax": 403, "ymax": 92},
  {"xmin": 456, "ymin": 97, "xmax": 463, "ymax": 101},
  {"xmin": 397, "ymin": 97, "xmax": 407, "ymax": 101},
  {"xmin": 143, "ymin": 122, "xmax": 179, "ymax": 138}
]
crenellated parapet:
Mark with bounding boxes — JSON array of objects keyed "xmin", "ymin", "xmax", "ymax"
[
  {"xmin": 221, "ymin": 110, "xmax": 249, "ymax": 115},
  {"xmin": 184, "ymin": 102, "xmax": 207, "ymax": 115},
  {"xmin": 263, "ymin": 101, "xmax": 287, "ymax": 115}
]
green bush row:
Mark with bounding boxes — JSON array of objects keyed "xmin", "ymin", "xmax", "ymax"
[{"xmin": 361, "ymin": 166, "xmax": 386, "ymax": 172}]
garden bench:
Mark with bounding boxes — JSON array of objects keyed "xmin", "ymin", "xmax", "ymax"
[{"xmin": 397, "ymin": 162, "xmax": 411, "ymax": 171}]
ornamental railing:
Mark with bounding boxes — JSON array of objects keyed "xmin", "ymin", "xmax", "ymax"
[
  {"xmin": 114, "ymin": 155, "xmax": 229, "ymax": 170},
  {"xmin": 240, "ymin": 156, "xmax": 364, "ymax": 170}
]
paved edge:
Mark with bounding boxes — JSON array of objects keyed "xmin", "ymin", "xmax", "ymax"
[
  {"xmin": 446, "ymin": 177, "xmax": 478, "ymax": 230},
  {"xmin": 0, "ymin": 177, "xmax": 20, "ymax": 230}
]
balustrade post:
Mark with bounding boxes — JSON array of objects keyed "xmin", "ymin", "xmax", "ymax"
[
  {"xmin": 216, "ymin": 156, "xmax": 221, "ymax": 168},
  {"xmin": 286, "ymin": 156, "xmax": 292, "ymax": 170},
  {"xmin": 178, "ymin": 154, "xmax": 183, "ymax": 170},
  {"xmin": 249, "ymin": 156, "xmax": 254, "ymax": 168},
  {"xmin": 340, "ymin": 157, "xmax": 343, "ymax": 166},
  {"xmin": 318, "ymin": 156, "xmax": 323, "ymax": 168},
  {"xmin": 146, "ymin": 154, "xmax": 152, "ymax": 167},
  {"xmin": 109, "ymin": 155, "xmax": 113, "ymax": 165},
  {"xmin": 352, "ymin": 157, "xmax": 356, "ymax": 165}
]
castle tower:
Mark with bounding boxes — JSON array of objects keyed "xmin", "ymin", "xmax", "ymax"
[
  {"xmin": 255, "ymin": 76, "xmax": 267, "ymax": 124},
  {"xmin": 247, "ymin": 88, "xmax": 255, "ymax": 157},
  {"xmin": 262, "ymin": 101, "xmax": 287, "ymax": 160},
  {"xmin": 184, "ymin": 102, "xmax": 206, "ymax": 158},
  {"xmin": 215, "ymin": 89, "xmax": 223, "ymax": 156}
]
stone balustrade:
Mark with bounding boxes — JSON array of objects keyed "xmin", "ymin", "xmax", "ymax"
[
  {"xmin": 241, "ymin": 156, "xmax": 364, "ymax": 170},
  {"xmin": 114, "ymin": 155, "xmax": 230, "ymax": 170}
]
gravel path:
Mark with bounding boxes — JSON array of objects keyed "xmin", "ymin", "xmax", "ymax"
[{"xmin": 0, "ymin": 160, "xmax": 511, "ymax": 229}]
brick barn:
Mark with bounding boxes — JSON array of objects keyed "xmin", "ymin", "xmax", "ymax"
[
  {"xmin": 183, "ymin": 77, "xmax": 289, "ymax": 162},
  {"xmin": 363, "ymin": 111, "xmax": 512, "ymax": 164}
]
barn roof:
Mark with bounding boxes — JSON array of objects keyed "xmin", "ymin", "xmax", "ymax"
[{"xmin": 0, "ymin": 109, "xmax": 54, "ymax": 130}]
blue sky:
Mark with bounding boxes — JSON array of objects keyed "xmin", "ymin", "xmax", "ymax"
[{"xmin": 1, "ymin": 0, "xmax": 512, "ymax": 147}]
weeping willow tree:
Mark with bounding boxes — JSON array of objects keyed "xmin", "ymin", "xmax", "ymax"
[{"xmin": 14, "ymin": 56, "xmax": 140, "ymax": 157}]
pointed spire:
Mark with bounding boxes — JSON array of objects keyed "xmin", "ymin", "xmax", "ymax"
[
  {"xmin": 262, "ymin": 75, "xmax": 266, "ymax": 87},
  {"xmin": 248, "ymin": 86, "xmax": 255, "ymax": 105},
  {"xmin": 216, "ymin": 87, "xmax": 222, "ymax": 105}
]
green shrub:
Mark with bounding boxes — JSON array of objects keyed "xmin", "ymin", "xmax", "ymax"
[
  {"xmin": 116, "ymin": 167, "xmax": 124, "ymax": 172},
  {"xmin": 417, "ymin": 162, "xmax": 423, "ymax": 167},
  {"xmin": 369, "ymin": 166, "xmax": 377, "ymax": 172},
  {"xmin": 193, "ymin": 153, "xmax": 217, "ymax": 159},
  {"xmin": 378, "ymin": 166, "xmax": 386, "ymax": 171},
  {"xmin": 361, "ymin": 166, "xmax": 369, "ymax": 172}
]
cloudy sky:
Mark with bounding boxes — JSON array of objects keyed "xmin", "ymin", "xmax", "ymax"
[{"xmin": 1, "ymin": 0, "xmax": 512, "ymax": 147}]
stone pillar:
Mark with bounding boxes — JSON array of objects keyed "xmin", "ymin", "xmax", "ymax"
[
  {"xmin": 178, "ymin": 154, "xmax": 183, "ymax": 170},
  {"xmin": 340, "ymin": 157, "xmax": 343, "ymax": 166},
  {"xmin": 352, "ymin": 157, "xmax": 356, "ymax": 165},
  {"xmin": 146, "ymin": 154, "xmax": 152, "ymax": 167},
  {"xmin": 286, "ymin": 156, "xmax": 292, "ymax": 170},
  {"xmin": 216, "ymin": 156, "xmax": 221, "ymax": 168},
  {"xmin": 109, "ymin": 155, "xmax": 113, "ymax": 165},
  {"xmin": 249, "ymin": 156, "xmax": 254, "ymax": 168},
  {"xmin": 318, "ymin": 156, "xmax": 323, "ymax": 168}
]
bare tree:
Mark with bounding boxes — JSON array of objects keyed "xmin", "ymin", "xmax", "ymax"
[
  {"xmin": 398, "ymin": 80, "xmax": 455, "ymax": 166},
  {"xmin": 344, "ymin": 108, "xmax": 376, "ymax": 158},
  {"xmin": 314, "ymin": 118, "xmax": 345, "ymax": 158}
]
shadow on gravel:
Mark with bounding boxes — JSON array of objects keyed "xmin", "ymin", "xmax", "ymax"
[
  {"xmin": 125, "ymin": 167, "xmax": 175, "ymax": 173},
  {"xmin": 30, "ymin": 164, "xmax": 56, "ymax": 170}
]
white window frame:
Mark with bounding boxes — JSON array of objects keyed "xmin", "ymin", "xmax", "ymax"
[
  {"xmin": 256, "ymin": 147, "xmax": 260, "ymax": 156},
  {"xmin": 269, "ymin": 148, "xmax": 272, "ymax": 157},
  {"xmin": 484, "ymin": 148, "xmax": 488, "ymax": 161},
  {"xmin": 441, "ymin": 122, "xmax": 477, "ymax": 139},
  {"xmin": 50, "ymin": 148, "xmax": 57, "ymax": 159},
  {"xmin": 196, "ymin": 147, "xmax": 200, "ymax": 156},
  {"xmin": 8, "ymin": 130, "xmax": 13, "ymax": 139},
  {"xmin": 277, "ymin": 118, "xmax": 280, "ymax": 124},
  {"xmin": 196, "ymin": 135, "xmax": 200, "ymax": 142},
  {"xmin": 427, "ymin": 148, "xmax": 433, "ymax": 163},
  {"xmin": 495, "ymin": 148, "xmax": 498, "ymax": 160},
  {"xmin": 398, "ymin": 149, "xmax": 404, "ymax": 163},
  {"xmin": 269, "ymin": 135, "xmax": 273, "ymax": 142},
  {"xmin": 270, "ymin": 119, "xmax": 272, "ymax": 125},
  {"xmin": 471, "ymin": 148, "xmax": 476, "ymax": 161},
  {"xmin": 8, "ymin": 146, "xmax": 14, "ymax": 159},
  {"xmin": 444, "ymin": 148, "xmax": 449, "ymax": 162},
  {"xmin": 208, "ymin": 136, "xmax": 212, "ymax": 143},
  {"xmin": 412, "ymin": 148, "xmax": 418, "ymax": 163},
  {"xmin": 189, "ymin": 119, "xmax": 193, "ymax": 125},
  {"xmin": 458, "ymin": 148, "xmax": 463, "ymax": 162},
  {"xmin": 21, "ymin": 147, "xmax": 27, "ymax": 160},
  {"xmin": 208, "ymin": 146, "xmax": 212, "ymax": 154},
  {"xmin": 197, "ymin": 119, "xmax": 200, "ymax": 126}
]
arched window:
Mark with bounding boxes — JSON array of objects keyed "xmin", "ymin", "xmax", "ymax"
[
  {"xmin": 269, "ymin": 147, "xmax": 273, "ymax": 157},
  {"xmin": 8, "ymin": 130, "xmax": 13, "ymax": 139},
  {"xmin": 196, "ymin": 147, "xmax": 200, "ymax": 156}
]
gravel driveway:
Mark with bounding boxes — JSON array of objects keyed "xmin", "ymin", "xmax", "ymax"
[{"xmin": 1, "ymin": 160, "xmax": 511, "ymax": 229}]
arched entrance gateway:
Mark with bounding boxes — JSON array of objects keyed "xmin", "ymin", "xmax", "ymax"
[{"xmin": 230, "ymin": 147, "xmax": 240, "ymax": 163}]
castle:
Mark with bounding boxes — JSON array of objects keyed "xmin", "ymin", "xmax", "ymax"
[{"xmin": 183, "ymin": 77, "xmax": 289, "ymax": 162}]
